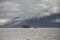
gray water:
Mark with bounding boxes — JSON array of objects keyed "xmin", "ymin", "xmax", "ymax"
[{"xmin": 0, "ymin": 28, "xmax": 60, "ymax": 40}]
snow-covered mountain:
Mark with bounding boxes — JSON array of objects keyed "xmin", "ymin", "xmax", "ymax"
[{"xmin": 0, "ymin": 13, "xmax": 60, "ymax": 28}]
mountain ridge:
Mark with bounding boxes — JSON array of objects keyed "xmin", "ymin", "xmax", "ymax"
[{"xmin": 0, "ymin": 13, "xmax": 60, "ymax": 28}]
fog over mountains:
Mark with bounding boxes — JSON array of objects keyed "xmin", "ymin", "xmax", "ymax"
[
  {"xmin": 0, "ymin": 0, "xmax": 60, "ymax": 28},
  {"xmin": 0, "ymin": 13, "xmax": 60, "ymax": 28}
]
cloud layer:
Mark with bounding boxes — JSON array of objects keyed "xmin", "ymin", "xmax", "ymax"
[{"xmin": 0, "ymin": 0, "xmax": 60, "ymax": 25}]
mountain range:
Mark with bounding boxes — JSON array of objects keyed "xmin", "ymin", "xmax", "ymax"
[{"xmin": 0, "ymin": 13, "xmax": 60, "ymax": 28}]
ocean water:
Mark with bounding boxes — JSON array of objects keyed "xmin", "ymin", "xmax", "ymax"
[{"xmin": 0, "ymin": 28, "xmax": 60, "ymax": 40}]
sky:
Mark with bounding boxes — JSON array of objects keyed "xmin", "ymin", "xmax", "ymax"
[{"xmin": 0, "ymin": 0, "xmax": 60, "ymax": 25}]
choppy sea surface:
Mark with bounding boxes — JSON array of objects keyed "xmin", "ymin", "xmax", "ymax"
[{"xmin": 0, "ymin": 28, "xmax": 60, "ymax": 40}]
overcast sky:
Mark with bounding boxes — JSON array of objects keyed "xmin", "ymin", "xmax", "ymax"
[{"xmin": 0, "ymin": 0, "xmax": 60, "ymax": 24}]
